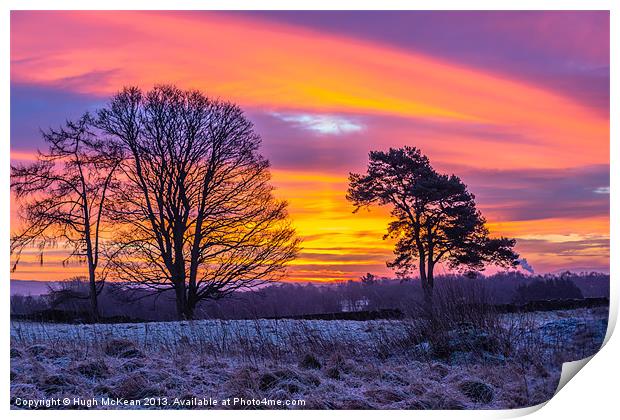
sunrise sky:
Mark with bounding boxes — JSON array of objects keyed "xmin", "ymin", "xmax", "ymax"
[{"xmin": 10, "ymin": 11, "xmax": 610, "ymax": 282}]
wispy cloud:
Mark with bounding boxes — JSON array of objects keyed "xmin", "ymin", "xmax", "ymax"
[
  {"xmin": 593, "ymin": 186, "xmax": 610, "ymax": 194},
  {"xmin": 271, "ymin": 112, "xmax": 365, "ymax": 135}
]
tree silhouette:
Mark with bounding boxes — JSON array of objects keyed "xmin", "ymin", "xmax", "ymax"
[
  {"xmin": 347, "ymin": 147, "xmax": 518, "ymax": 312},
  {"xmin": 11, "ymin": 114, "xmax": 122, "ymax": 320},
  {"xmin": 97, "ymin": 86, "xmax": 300, "ymax": 320},
  {"xmin": 514, "ymin": 277, "xmax": 583, "ymax": 304}
]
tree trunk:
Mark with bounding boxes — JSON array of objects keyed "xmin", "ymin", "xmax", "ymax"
[
  {"xmin": 422, "ymin": 282, "xmax": 433, "ymax": 319},
  {"xmin": 419, "ymin": 255, "xmax": 433, "ymax": 318},
  {"xmin": 83, "ymin": 211, "xmax": 100, "ymax": 322},
  {"xmin": 418, "ymin": 256, "xmax": 427, "ymax": 285},
  {"xmin": 427, "ymin": 261, "xmax": 434, "ymax": 290},
  {"xmin": 425, "ymin": 261, "xmax": 435, "ymax": 320},
  {"xmin": 87, "ymin": 264, "xmax": 100, "ymax": 322},
  {"xmin": 174, "ymin": 280, "xmax": 188, "ymax": 320},
  {"xmin": 184, "ymin": 301, "xmax": 195, "ymax": 320}
]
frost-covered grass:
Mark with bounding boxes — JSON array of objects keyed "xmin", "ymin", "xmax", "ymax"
[
  {"xmin": 11, "ymin": 319, "xmax": 409, "ymax": 350},
  {"xmin": 10, "ymin": 307, "xmax": 608, "ymax": 410}
]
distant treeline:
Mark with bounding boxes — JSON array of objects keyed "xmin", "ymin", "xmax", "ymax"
[{"xmin": 10, "ymin": 271, "xmax": 609, "ymax": 323}]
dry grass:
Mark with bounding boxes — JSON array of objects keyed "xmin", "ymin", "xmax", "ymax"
[{"xmin": 10, "ymin": 304, "xmax": 608, "ymax": 410}]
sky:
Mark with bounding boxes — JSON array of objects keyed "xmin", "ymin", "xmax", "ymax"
[{"xmin": 10, "ymin": 11, "xmax": 610, "ymax": 282}]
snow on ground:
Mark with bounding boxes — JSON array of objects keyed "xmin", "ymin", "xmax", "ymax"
[
  {"xmin": 11, "ymin": 318, "xmax": 409, "ymax": 348},
  {"xmin": 11, "ymin": 307, "xmax": 607, "ymax": 351}
]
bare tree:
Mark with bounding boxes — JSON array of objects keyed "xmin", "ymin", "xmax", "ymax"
[
  {"xmin": 98, "ymin": 86, "xmax": 300, "ymax": 319},
  {"xmin": 11, "ymin": 114, "xmax": 122, "ymax": 320}
]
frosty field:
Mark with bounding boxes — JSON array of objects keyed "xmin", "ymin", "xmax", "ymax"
[{"xmin": 10, "ymin": 307, "xmax": 608, "ymax": 410}]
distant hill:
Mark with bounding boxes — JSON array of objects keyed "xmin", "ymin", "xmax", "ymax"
[{"xmin": 10, "ymin": 280, "xmax": 59, "ymax": 296}]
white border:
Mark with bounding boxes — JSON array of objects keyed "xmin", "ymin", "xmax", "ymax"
[{"xmin": 2, "ymin": 1, "xmax": 616, "ymax": 419}]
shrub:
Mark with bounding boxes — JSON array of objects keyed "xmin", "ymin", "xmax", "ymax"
[
  {"xmin": 104, "ymin": 338, "xmax": 143, "ymax": 358},
  {"xmin": 110, "ymin": 373, "xmax": 159, "ymax": 399},
  {"xmin": 299, "ymin": 353, "xmax": 321, "ymax": 370},
  {"xmin": 38, "ymin": 373, "xmax": 74, "ymax": 393},
  {"xmin": 459, "ymin": 380, "xmax": 494, "ymax": 404},
  {"xmin": 325, "ymin": 367, "xmax": 340, "ymax": 380},
  {"xmin": 26, "ymin": 344, "xmax": 58, "ymax": 359},
  {"xmin": 73, "ymin": 359, "xmax": 109, "ymax": 378},
  {"xmin": 258, "ymin": 372, "xmax": 278, "ymax": 390},
  {"xmin": 364, "ymin": 389, "xmax": 405, "ymax": 404},
  {"xmin": 338, "ymin": 398, "xmax": 375, "ymax": 409},
  {"xmin": 224, "ymin": 367, "xmax": 259, "ymax": 398},
  {"xmin": 420, "ymin": 392, "xmax": 466, "ymax": 410}
]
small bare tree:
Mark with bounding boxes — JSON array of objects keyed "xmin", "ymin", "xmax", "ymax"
[
  {"xmin": 11, "ymin": 114, "xmax": 122, "ymax": 320},
  {"xmin": 98, "ymin": 86, "xmax": 300, "ymax": 319}
]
